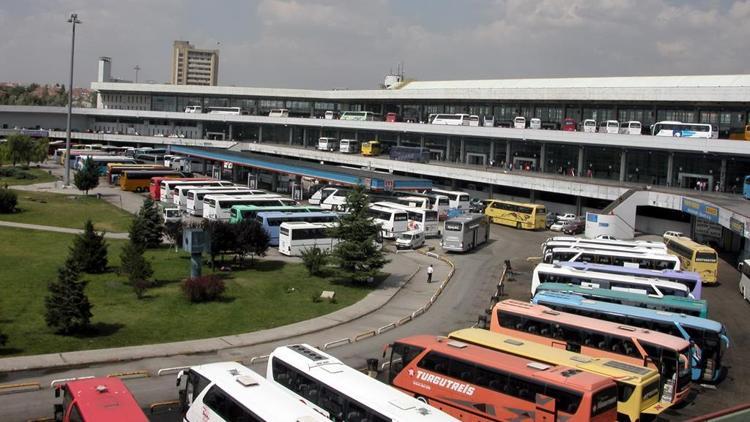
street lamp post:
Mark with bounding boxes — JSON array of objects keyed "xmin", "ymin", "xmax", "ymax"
[
  {"xmin": 64, "ymin": 13, "xmax": 81, "ymax": 187},
  {"xmin": 134, "ymin": 65, "xmax": 140, "ymax": 83}
]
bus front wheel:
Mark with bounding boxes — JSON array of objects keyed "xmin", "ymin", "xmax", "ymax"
[
  {"xmin": 415, "ymin": 395, "xmax": 428, "ymax": 403},
  {"xmin": 516, "ymin": 222, "xmax": 521, "ymax": 230}
]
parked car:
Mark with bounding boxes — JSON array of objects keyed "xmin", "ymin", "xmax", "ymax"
[
  {"xmin": 595, "ymin": 234, "xmax": 617, "ymax": 240},
  {"xmin": 663, "ymin": 230, "xmax": 689, "ymax": 241},
  {"xmin": 545, "ymin": 212, "xmax": 559, "ymax": 228},
  {"xmin": 396, "ymin": 230, "xmax": 425, "ymax": 249},
  {"xmin": 556, "ymin": 213, "xmax": 577, "ymax": 223},
  {"xmin": 469, "ymin": 198, "xmax": 486, "ymax": 213},
  {"xmin": 562, "ymin": 219, "xmax": 586, "ymax": 235},
  {"xmin": 549, "ymin": 221, "xmax": 566, "ymax": 231}
]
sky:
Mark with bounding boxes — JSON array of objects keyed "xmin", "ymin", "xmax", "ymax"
[{"xmin": 1, "ymin": 0, "xmax": 749, "ymax": 89}]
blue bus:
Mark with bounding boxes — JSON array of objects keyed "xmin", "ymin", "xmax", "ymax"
[
  {"xmin": 532, "ymin": 291, "xmax": 729, "ymax": 383},
  {"xmin": 76, "ymin": 155, "xmax": 138, "ymax": 175},
  {"xmin": 535, "ymin": 282, "xmax": 709, "ymax": 318},
  {"xmin": 744, "ymin": 175, "xmax": 750, "ymax": 199},
  {"xmin": 256, "ymin": 211, "xmax": 340, "ymax": 246},
  {"xmin": 559, "ymin": 261, "xmax": 703, "ymax": 300}
]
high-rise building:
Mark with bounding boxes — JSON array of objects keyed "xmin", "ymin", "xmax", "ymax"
[{"xmin": 171, "ymin": 40, "xmax": 219, "ymax": 86}]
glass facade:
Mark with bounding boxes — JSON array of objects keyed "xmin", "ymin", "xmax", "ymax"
[
  {"xmin": 672, "ymin": 152, "xmax": 723, "ymax": 189},
  {"xmin": 152, "ymin": 95, "xmax": 177, "ymax": 112},
  {"xmin": 582, "ymin": 146, "xmax": 621, "ymax": 180},
  {"xmin": 510, "ymin": 141, "xmax": 541, "ymax": 171},
  {"xmin": 545, "ymin": 143, "xmax": 580, "ymax": 175},
  {"xmin": 626, "ymin": 150, "xmax": 668, "ymax": 185}
]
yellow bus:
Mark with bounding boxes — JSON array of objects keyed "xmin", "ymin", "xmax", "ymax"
[
  {"xmin": 664, "ymin": 237, "xmax": 718, "ymax": 283},
  {"xmin": 449, "ymin": 328, "xmax": 669, "ymax": 422},
  {"xmin": 484, "ymin": 199, "xmax": 546, "ymax": 230},
  {"xmin": 728, "ymin": 125, "xmax": 750, "ymax": 141},
  {"xmin": 361, "ymin": 140, "xmax": 382, "ymax": 156},
  {"xmin": 119, "ymin": 170, "xmax": 181, "ymax": 192}
]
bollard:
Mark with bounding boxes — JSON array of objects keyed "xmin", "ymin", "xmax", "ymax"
[{"xmin": 366, "ymin": 358, "xmax": 379, "ymax": 378}]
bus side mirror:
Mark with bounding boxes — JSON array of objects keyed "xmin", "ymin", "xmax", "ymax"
[
  {"xmin": 176, "ymin": 370, "xmax": 184, "ymax": 387},
  {"xmin": 54, "ymin": 386, "xmax": 61, "ymax": 398},
  {"xmin": 382, "ymin": 344, "xmax": 391, "ymax": 359}
]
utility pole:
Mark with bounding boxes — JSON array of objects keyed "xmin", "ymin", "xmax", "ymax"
[
  {"xmin": 134, "ymin": 65, "xmax": 141, "ymax": 83},
  {"xmin": 64, "ymin": 13, "xmax": 81, "ymax": 187}
]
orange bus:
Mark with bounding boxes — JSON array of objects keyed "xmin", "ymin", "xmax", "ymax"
[
  {"xmin": 106, "ymin": 164, "xmax": 169, "ymax": 185},
  {"xmin": 385, "ymin": 334, "xmax": 619, "ymax": 421},
  {"xmin": 119, "ymin": 170, "xmax": 181, "ymax": 192},
  {"xmin": 490, "ymin": 299, "xmax": 693, "ymax": 405}
]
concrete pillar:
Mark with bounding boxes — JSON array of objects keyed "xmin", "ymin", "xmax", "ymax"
[
  {"xmin": 288, "ymin": 127, "xmax": 293, "ymax": 145},
  {"xmin": 302, "ymin": 128, "xmax": 307, "ymax": 147},
  {"xmin": 720, "ymin": 158, "xmax": 727, "ymax": 191},
  {"xmin": 530, "ymin": 189, "xmax": 536, "ymax": 203},
  {"xmin": 619, "ymin": 149, "xmax": 627, "ymax": 182},
  {"xmin": 445, "ymin": 137, "xmax": 451, "ymax": 161},
  {"xmin": 489, "ymin": 141, "xmax": 495, "ymax": 163},
  {"xmin": 666, "ymin": 152, "xmax": 674, "ymax": 187},
  {"xmin": 354, "ymin": 131, "xmax": 358, "ymax": 141},
  {"xmin": 271, "ymin": 174, "xmax": 279, "ymax": 192},
  {"xmin": 459, "ymin": 137, "xmax": 465, "ymax": 164},
  {"xmin": 420, "ymin": 134, "xmax": 425, "ymax": 149},
  {"xmin": 575, "ymin": 196, "xmax": 583, "ymax": 216},
  {"xmin": 539, "ymin": 143, "xmax": 546, "ymax": 172},
  {"xmin": 397, "ymin": 134, "xmax": 401, "ymax": 146},
  {"xmin": 577, "ymin": 146, "xmax": 584, "ymax": 177},
  {"xmin": 505, "ymin": 142, "xmax": 511, "ymax": 167},
  {"xmin": 489, "ymin": 183, "xmax": 494, "ymax": 199},
  {"xmin": 228, "ymin": 124, "xmax": 233, "ymax": 140},
  {"xmin": 258, "ymin": 125, "xmax": 263, "ymax": 143}
]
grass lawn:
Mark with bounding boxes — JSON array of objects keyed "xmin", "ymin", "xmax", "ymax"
[
  {"xmin": 0, "ymin": 227, "xmax": 376, "ymax": 357},
  {"xmin": 0, "ymin": 166, "xmax": 57, "ymax": 186},
  {"xmin": 0, "ymin": 190, "xmax": 133, "ymax": 232}
]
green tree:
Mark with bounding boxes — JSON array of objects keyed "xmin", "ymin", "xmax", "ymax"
[
  {"xmin": 328, "ymin": 185, "xmax": 388, "ymax": 284},
  {"xmin": 203, "ymin": 220, "xmax": 237, "ymax": 268},
  {"xmin": 31, "ymin": 138, "xmax": 49, "ymax": 164},
  {"xmin": 300, "ymin": 246, "xmax": 329, "ymax": 276},
  {"xmin": 73, "ymin": 157, "xmax": 100, "ymax": 195},
  {"xmin": 128, "ymin": 214, "xmax": 148, "ymax": 249},
  {"xmin": 0, "ymin": 189, "xmax": 17, "ymax": 213},
  {"xmin": 234, "ymin": 219, "xmax": 269, "ymax": 266},
  {"xmin": 69, "ymin": 220, "xmax": 108, "ymax": 273},
  {"xmin": 119, "ymin": 240, "xmax": 154, "ymax": 299},
  {"xmin": 136, "ymin": 198, "xmax": 163, "ymax": 248},
  {"xmin": 0, "ymin": 134, "xmax": 33, "ymax": 166},
  {"xmin": 44, "ymin": 258, "xmax": 93, "ymax": 335},
  {"xmin": 164, "ymin": 221, "xmax": 184, "ymax": 252}
]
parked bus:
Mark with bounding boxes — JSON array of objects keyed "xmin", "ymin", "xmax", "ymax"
[
  {"xmin": 513, "ymin": 116, "xmax": 526, "ymax": 129},
  {"xmin": 468, "ymin": 114, "xmax": 480, "ymax": 126},
  {"xmin": 431, "ymin": 114, "xmax": 470, "ymax": 126},
  {"xmin": 320, "ymin": 187, "xmax": 352, "ymax": 211},
  {"xmin": 175, "ymin": 185, "xmax": 260, "ymax": 210},
  {"xmin": 184, "ymin": 105, "xmax": 202, "ymax": 113},
  {"xmin": 340, "ymin": 111, "xmax": 382, "ymax": 121},
  {"xmin": 395, "ymin": 194, "xmax": 449, "ymax": 220},
  {"xmin": 160, "ymin": 179, "xmax": 226, "ymax": 203},
  {"xmin": 535, "ymin": 282, "xmax": 709, "ymax": 318},
  {"xmin": 385, "ymin": 334, "xmax": 618, "ymax": 421},
  {"xmin": 268, "ymin": 344, "xmax": 456, "ymax": 421},
  {"xmin": 739, "ymin": 259, "xmax": 750, "ymax": 303},
  {"xmin": 120, "ymin": 170, "xmax": 182, "ymax": 192},
  {"xmin": 374, "ymin": 202, "xmax": 439, "ymax": 237},
  {"xmin": 542, "ymin": 236, "xmax": 667, "ymax": 256},
  {"xmin": 176, "ymin": 361, "xmax": 329, "ymax": 422},
  {"xmin": 109, "ymin": 164, "xmax": 169, "ymax": 185},
  {"xmin": 203, "ymin": 195, "xmax": 296, "ymax": 221},
  {"xmin": 361, "ymin": 140, "xmax": 382, "ymax": 156},
  {"xmin": 651, "ymin": 121, "xmax": 713, "ymax": 139},
  {"xmin": 257, "ymin": 211, "xmax": 339, "ymax": 246},
  {"xmin": 728, "ymin": 125, "xmax": 750, "ymax": 141},
  {"xmin": 339, "ymin": 139, "xmax": 360, "ymax": 153},
  {"xmin": 367, "ymin": 204, "xmax": 408, "ymax": 239},
  {"xmin": 229, "ymin": 205, "xmax": 322, "ymax": 224},
  {"xmin": 207, "ymin": 106, "xmax": 244, "ymax": 115},
  {"xmin": 599, "ymin": 120, "xmax": 620, "ymax": 134},
  {"xmin": 562, "ymin": 118, "xmax": 578, "ymax": 131},
  {"xmin": 619, "ymin": 121, "xmax": 642, "ymax": 135},
  {"xmin": 491, "ymin": 300, "xmax": 693, "ymax": 404},
  {"xmin": 53, "ymin": 377, "xmax": 148, "ymax": 422},
  {"xmin": 557, "ymin": 261, "xmax": 703, "ymax": 299},
  {"xmin": 278, "ymin": 222, "xmax": 339, "ymax": 256},
  {"xmin": 317, "ymin": 137, "xmax": 339, "ymax": 151},
  {"xmin": 149, "ymin": 176, "xmax": 206, "ymax": 200},
  {"xmin": 385, "ymin": 112, "xmax": 399, "ymax": 122},
  {"xmin": 664, "ymin": 237, "xmax": 718, "ymax": 284},
  {"xmin": 543, "ymin": 247, "xmax": 681, "ymax": 270},
  {"xmin": 531, "ymin": 263, "xmax": 691, "ymax": 298},
  {"xmin": 532, "ymin": 291, "xmax": 729, "ymax": 383},
  {"xmin": 448, "ymin": 328, "xmax": 668, "ymax": 422},
  {"xmin": 745, "ymin": 175, "xmax": 750, "ymax": 199},
  {"xmin": 76, "ymin": 155, "xmax": 137, "ymax": 175},
  {"xmin": 430, "ymin": 189, "xmax": 470, "ymax": 211},
  {"xmin": 268, "ymin": 108, "xmax": 289, "ymax": 117},
  {"xmin": 441, "ymin": 213, "xmax": 490, "ymax": 252},
  {"xmin": 583, "ymin": 119, "xmax": 597, "ymax": 133},
  {"xmin": 186, "ymin": 187, "xmax": 265, "ymax": 215},
  {"xmin": 324, "ymin": 110, "xmax": 339, "ymax": 120},
  {"xmin": 308, "ymin": 186, "xmax": 342, "ymax": 205},
  {"xmin": 484, "ymin": 199, "xmax": 546, "ymax": 230}
]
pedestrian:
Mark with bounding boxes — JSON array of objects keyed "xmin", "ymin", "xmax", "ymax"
[{"xmin": 427, "ymin": 264, "xmax": 434, "ymax": 283}]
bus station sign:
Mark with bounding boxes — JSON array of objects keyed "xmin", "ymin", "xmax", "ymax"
[{"xmin": 681, "ymin": 198, "xmax": 719, "ymax": 223}]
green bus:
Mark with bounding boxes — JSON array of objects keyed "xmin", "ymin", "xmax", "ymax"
[
  {"xmin": 229, "ymin": 205, "xmax": 323, "ymax": 224},
  {"xmin": 535, "ymin": 282, "xmax": 709, "ymax": 318}
]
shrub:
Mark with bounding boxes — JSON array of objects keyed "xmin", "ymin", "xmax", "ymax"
[
  {"xmin": 181, "ymin": 275, "xmax": 226, "ymax": 303},
  {"xmin": 300, "ymin": 246, "xmax": 328, "ymax": 276},
  {"xmin": 0, "ymin": 189, "xmax": 17, "ymax": 213}
]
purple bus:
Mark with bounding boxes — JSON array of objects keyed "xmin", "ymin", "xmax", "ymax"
[{"xmin": 558, "ymin": 261, "xmax": 703, "ymax": 299}]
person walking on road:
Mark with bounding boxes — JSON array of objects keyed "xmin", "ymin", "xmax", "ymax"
[{"xmin": 427, "ymin": 264, "xmax": 434, "ymax": 283}]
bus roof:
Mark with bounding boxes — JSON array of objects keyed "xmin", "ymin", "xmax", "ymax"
[
  {"xmin": 188, "ymin": 362, "xmax": 329, "ymax": 421},
  {"xmin": 367, "ymin": 204, "xmax": 408, "ymax": 213},
  {"xmin": 550, "ymin": 247, "xmax": 680, "ymax": 261},
  {"xmin": 666, "ymin": 236, "xmax": 717, "ymax": 252},
  {"xmin": 395, "ymin": 335, "xmax": 614, "ymax": 393},
  {"xmin": 496, "ymin": 300, "xmax": 692, "ymax": 350},
  {"xmin": 536, "ymin": 283, "xmax": 708, "ymax": 313},
  {"xmin": 558, "ymin": 262, "xmax": 700, "ymax": 283},
  {"xmin": 62, "ymin": 377, "xmax": 148, "ymax": 422},
  {"xmin": 256, "ymin": 211, "xmax": 338, "ymax": 219},
  {"xmin": 162, "ymin": 178, "xmax": 216, "ymax": 186},
  {"xmin": 445, "ymin": 213, "xmax": 487, "ymax": 223},
  {"xmin": 448, "ymin": 328, "xmax": 660, "ymax": 385},
  {"xmin": 280, "ymin": 221, "xmax": 338, "ymax": 229},
  {"xmin": 536, "ymin": 264, "xmax": 690, "ymax": 292},
  {"xmin": 232, "ymin": 204, "xmax": 320, "ymax": 211},
  {"xmin": 485, "ymin": 199, "xmax": 544, "ymax": 208}
]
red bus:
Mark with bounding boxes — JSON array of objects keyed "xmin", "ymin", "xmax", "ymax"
[
  {"xmin": 562, "ymin": 118, "xmax": 577, "ymax": 131},
  {"xmin": 149, "ymin": 176, "xmax": 211, "ymax": 201},
  {"xmin": 386, "ymin": 112, "xmax": 400, "ymax": 122},
  {"xmin": 53, "ymin": 377, "xmax": 148, "ymax": 422},
  {"xmin": 490, "ymin": 299, "xmax": 693, "ymax": 405},
  {"xmin": 386, "ymin": 334, "xmax": 618, "ymax": 421}
]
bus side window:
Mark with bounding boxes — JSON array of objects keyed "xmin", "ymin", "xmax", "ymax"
[{"xmin": 318, "ymin": 386, "xmax": 345, "ymax": 421}]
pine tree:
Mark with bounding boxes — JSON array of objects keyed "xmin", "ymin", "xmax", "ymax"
[
  {"xmin": 128, "ymin": 214, "xmax": 148, "ymax": 249},
  {"xmin": 73, "ymin": 157, "xmax": 100, "ymax": 195},
  {"xmin": 137, "ymin": 198, "xmax": 163, "ymax": 248},
  {"xmin": 44, "ymin": 258, "xmax": 93, "ymax": 335},
  {"xmin": 119, "ymin": 240, "xmax": 154, "ymax": 299},
  {"xmin": 69, "ymin": 220, "xmax": 108, "ymax": 273},
  {"xmin": 328, "ymin": 185, "xmax": 389, "ymax": 284}
]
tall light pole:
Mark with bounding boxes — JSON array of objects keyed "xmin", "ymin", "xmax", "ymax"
[
  {"xmin": 134, "ymin": 65, "xmax": 140, "ymax": 83},
  {"xmin": 64, "ymin": 13, "xmax": 81, "ymax": 187}
]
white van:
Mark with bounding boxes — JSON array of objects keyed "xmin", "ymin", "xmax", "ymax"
[
  {"xmin": 324, "ymin": 110, "xmax": 338, "ymax": 120},
  {"xmin": 317, "ymin": 137, "xmax": 339, "ymax": 151},
  {"xmin": 268, "ymin": 108, "xmax": 289, "ymax": 117},
  {"xmin": 483, "ymin": 116, "xmax": 495, "ymax": 127},
  {"xmin": 583, "ymin": 119, "xmax": 597, "ymax": 133},
  {"xmin": 530, "ymin": 118, "xmax": 542, "ymax": 130},
  {"xmin": 619, "ymin": 120, "xmax": 642, "ymax": 135},
  {"xmin": 513, "ymin": 116, "xmax": 526, "ymax": 129},
  {"xmin": 599, "ymin": 120, "xmax": 620, "ymax": 134},
  {"xmin": 339, "ymin": 139, "xmax": 360, "ymax": 154},
  {"xmin": 396, "ymin": 229, "xmax": 425, "ymax": 249},
  {"xmin": 184, "ymin": 105, "xmax": 202, "ymax": 113},
  {"xmin": 468, "ymin": 115, "xmax": 480, "ymax": 127}
]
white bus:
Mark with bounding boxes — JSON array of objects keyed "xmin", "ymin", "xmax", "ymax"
[
  {"xmin": 308, "ymin": 186, "xmax": 341, "ymax": 205},
  {"xmin": 176, "ymin": 361, "xmax": 329, "ymax": 422},
  {"xmin": 186, "ymin": 187, "xmax": 267, "ymax": 215},
  {"xmin": 373, "ymin": 201, "xmax": 439, "ymax": 237},
  {"xmin": 320, "ymin": 188, "xmax": 354, "ymax": 211},
  {"xmin": 531, "ymin": 263, "xmax": 692, "ymax": 298},
  {"xmin": 339, "ymin": 139, "xmax": 360, "ymax": 154},
  {"xmin": 739, "ymin": 259, "xmax": 750, "ymax": 303},
  {"xmin": 431, "ymin": 114, "xmax": 470, "ymax": 126},
  {"xmin": 172, "ymin": 182, "xmax": 239, "ymax": 206},
  {"xmin": 184, "ymin": 105, "xmax": 202, "ymax": 113},
  {"xmin": 430, "ymin": 189, "xmax": 470, "ymax": 211},
  {"xmin": 278, "ymin": 222, "xmax": 339, "ymax": 256},
  {"xmin": 619, "ymin": 120, "xmax": 642, "ymax": 135},
  {"xmin": 317, "ymin": 137, "xmax": 339, "ymax": 152},
  {"xmin": 543, "ymin": 247, "xmax": 681, "ymax": 271},
  {"xmin": 340, "ymin": 111, "xmax": 381, "ymax": 121},
  {"xmin": 583, "ymin": 119, "xmax": 597, "ymax": 133},
  {"xmin": 513, "ymin": 116, "xmax": 526, "ymax": 129},
  {"xmin": 468, "ymin": 115, "xmax": 480, "ymax": 126},
  {"xmin": 267, "ymin": 344, "xmax": 456, "ymax": 421},
  {"xmin": 598, "ymin": 120, "xmax": 620, "ymax": 134},
  {"xmin": 161, "ymin": 180, "xmax": 229, "ymax": 203},
  {"xmin": 174, "ymin": 184, "xmax": 254, "ymax": 209},
  {"xmin": 324, "ymin": 110, "xmax": 339, "ymax": 120},
  {"xmin": 441, "ymin": 213, "xmax": 490, "ymax": 252},
  {"xmin": 651, "ymin": 121, "xmax": 713, "ymax": 139},
  {"xmin": 208, "ymin": 106, "xmax": 244, "ymax": 115},
  {"xmin": 268, "ymin": 108, "xmax": 289, "ymax": 117},
  {"xmin": 529, "ymin": 118, "xmax": 542, "ymax": 130},
  {"xmin": 367, "ymin": 204, "xmax": 408, "ymax": 239},
  {"xmin": 541, "ymin": 236, "xmax": 667, "ymax": 256},
  {"xmin": 203, "ymin": 194, "xmax": 296, "ymax": 221}
]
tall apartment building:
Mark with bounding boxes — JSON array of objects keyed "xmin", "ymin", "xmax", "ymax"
[{"xmin": 171, "ymin": 40, "xmax": 219, "ymax": 86}]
